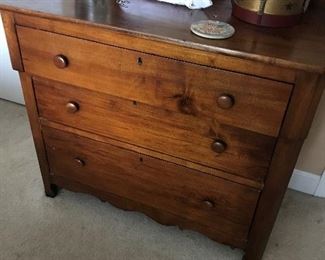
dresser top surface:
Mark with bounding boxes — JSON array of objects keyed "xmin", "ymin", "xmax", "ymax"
[{"xmin": 0, "ymin": 0, "xmax": 324, "ymax": 73}]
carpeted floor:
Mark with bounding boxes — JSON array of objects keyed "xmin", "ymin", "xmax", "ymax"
[{"xmin": 0, "ymin": 98, "xmax": 324, "ymax": 260}]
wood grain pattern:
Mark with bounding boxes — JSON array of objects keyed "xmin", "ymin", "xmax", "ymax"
[
  {"xmin": 13, "ymin": 13, "xmax": 296, "ymax": 83},
  {"xmin": 43, "ymin": 126, "xmax": 260, "ymax": 249},
  {"xmin": 40, "ymin": 119, "xmax": 264, "ymax": 190},
  {"xmin": 0, "ymin": 11, "xmax": 23, "ymax": 71},
  {"xmin": 34, "ymin": 78, "xmax": 276, "ymax": 181},
  {"xmin": 0, "ymin": 0, "xmax": 324, "ymax": 74},
  {"xmin": 18, "ymin": 26, "xmax": 292, "ymax": 137}
]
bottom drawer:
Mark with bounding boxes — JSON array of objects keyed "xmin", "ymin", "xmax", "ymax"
[{"xmin": 43, "ymin": 126, "xmax": 259, "ymax": 248}]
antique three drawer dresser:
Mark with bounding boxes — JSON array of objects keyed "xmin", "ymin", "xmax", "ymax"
[{"xmin": 1, "ymin": 0, "xmax": 324, "ymax": 259}]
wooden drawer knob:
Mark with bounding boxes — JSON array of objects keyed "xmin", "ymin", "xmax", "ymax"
[
  {"xmin": 211, "ymin": 140, "xmax": 227, "ymax": 153},
  {"xmin": 54, "ymin": 54, "xmax": 69, "ymax": 69},
  {"xmin": 66, "ymin": 102, "xmax": 79, "ymax": 113},
  {"xmin": 203, "ymin": 200, "xmax": 214, "ymax": 208},
  {"xmin": 217, "ymin": 94, "xmax": 234, "ymax": 109},
  {"xmin": 74, "ymin": 158, "xmax": 85, "ymax": 167}
]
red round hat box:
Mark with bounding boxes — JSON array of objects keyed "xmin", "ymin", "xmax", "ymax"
[{"xmin": 232, "ymin": 0, "xmax": 311, "ymax": 27}]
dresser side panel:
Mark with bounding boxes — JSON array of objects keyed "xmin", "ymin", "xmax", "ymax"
[
  {"xmin": 245, "ymin": 73, "xmax": 325, "ymax": 260},
  {"xmin": 1, "ymin": 11, "xmax": 23, "ymax": 71}
]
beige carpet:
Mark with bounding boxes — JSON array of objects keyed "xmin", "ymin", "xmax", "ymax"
[{"xmin": 1, "ymin": 98, "xmax": 324, "ymax": 260}]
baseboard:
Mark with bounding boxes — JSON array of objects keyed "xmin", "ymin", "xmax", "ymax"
[
  {"xmin": 314, "ymin": 171, "xmax": 325, "ymax": 197},
  {"xmin": 288, "ymin": 169, "xmax": 325, "ymax": 198}
]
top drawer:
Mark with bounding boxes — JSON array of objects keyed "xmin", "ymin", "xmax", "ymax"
[{"xmin": 17, "ymin": 26, "xmax": 292, "ymax": 137}]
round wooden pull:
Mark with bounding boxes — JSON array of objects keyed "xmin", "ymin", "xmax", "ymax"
[
  {"xmin": 217, "ymin": 94, "xmax": 234, "ymax": 109},
  {"xmin": 54, "ymin": 54, "xmax": 69, "ymax": 69},
  {"xmin": 211, "ymin": 140, "xmax": 227, "ymax": 153},
  {"xmin": 203, "ymin": 200, "xmax": 214, "ymax": 208},
  {"xmin": 66, "ymin": 102, "xmax": 79, "ymax": 113},
  {"xmin": 74, "ymin": 158, "xmax": 85, "ymax": 167}
]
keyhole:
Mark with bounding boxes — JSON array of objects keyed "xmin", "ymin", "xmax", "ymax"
[{"xmin": 137, "ymin": 57, "xmax": 143, "ymax": 65}]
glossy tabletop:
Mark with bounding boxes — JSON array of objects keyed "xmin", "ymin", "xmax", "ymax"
[{"xmin": 0, "ymin": 0, "xmax": 324, "ymax": 73}]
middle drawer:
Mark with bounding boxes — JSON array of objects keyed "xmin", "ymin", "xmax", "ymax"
[{"xmin": 34, "ymin": 78, "xmax": 276, "ymax": 181}]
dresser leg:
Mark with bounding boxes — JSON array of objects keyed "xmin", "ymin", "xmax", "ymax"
[{"xmin": 45, "ymin": 184, "xmax": 58, "ymax": 198}]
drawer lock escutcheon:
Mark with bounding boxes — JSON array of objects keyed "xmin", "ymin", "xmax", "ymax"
[{"xmin": 137, "ymin": 57, "xmax": 143, "ymax": 65}]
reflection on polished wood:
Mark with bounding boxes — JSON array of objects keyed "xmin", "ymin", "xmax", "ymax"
[{"xmin": 0, "ymin": 0, "xmax": 324, "ymax": 73}]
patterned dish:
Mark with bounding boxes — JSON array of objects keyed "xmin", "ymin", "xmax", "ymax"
[{"xmin": 190, "ymin": 20, "xmax": 235, "ymax": 39}]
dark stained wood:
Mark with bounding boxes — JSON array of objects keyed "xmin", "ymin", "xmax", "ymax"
[
  {"xmin": 245, "ymin": 73, "xmax": 325, "ymax": 260},
  {"xmin": 314, "ymin": 0, "xmax": 325, "ymax": 8},
  {"xmin": 0, "ymin": 0, "xmax": 324, "ymax": 74},
  {"xmin": 245, "ymin": 139, "xmax": 304, "ymax": 260},
  {"xmin": 18, "ymin": 27, "xmax": 292, "ymax": 137},
  {"xmin": 40, "ymin": 119, "xmax": 264, "ymax": 190},
  {"xmin": 43, "ymin": 126, "xmax": 260, "ymax": 249},
  {"xmin": 34, "ymin": 77, "xmax": 276, "ymax": 181},
  {"xmin": 1, "ymin": 11, "xmax": 23, "ymax": 71},
  {"xmin": 18, "ymin": 72, "xmax": 56, "ymax": 197}
]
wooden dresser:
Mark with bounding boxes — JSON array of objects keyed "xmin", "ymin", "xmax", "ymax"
[{"xmin": 1, "ymin": 1, "xmax": 324, "ymax": 259}]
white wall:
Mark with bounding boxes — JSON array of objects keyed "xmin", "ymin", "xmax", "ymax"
[{"xmin": 0, "ymin": 14, "xmax": 24, "ymax": 104}]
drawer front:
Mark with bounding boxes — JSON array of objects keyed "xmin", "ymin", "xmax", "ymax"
[
  {"xmin": 35, "ymin": 78, "xmax": 276, "ymax": 181},
  {"xmin": 17, "ymin": 26, "xmax": 292, "ymax": 137},
  {"xmin": 43, "ymin": 126, "xmax": 260, "ymax": 248}
]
